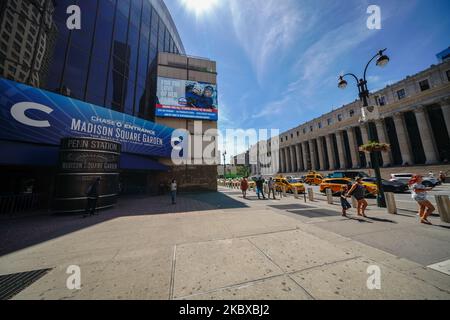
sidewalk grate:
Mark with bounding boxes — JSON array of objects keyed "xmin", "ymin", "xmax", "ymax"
[
  {"xmin": 0, "ymin": 268, "xmax": 52, "ymax": 300},
  {"xmin": 287, "ymin": 209, "xmax": 341, "ymax": 218},
  {"xmin": 268, "ymin": 204, "xmax": 314, "ymax": 210}
]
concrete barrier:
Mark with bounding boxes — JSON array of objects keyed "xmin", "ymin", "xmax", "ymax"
[
  {"xmin": 294, "ymin": 187, "xmax": 299, "ymax": 199},
  {"xmin": 326, "ymin": 189, "xmax": 333, "ymax": 204},
  {"xmin": 282, "ymin": 186, "xmax": 287, "ymax": 198},
  {"xmin": 435, "ymin": 195, "xmax": 450, "ymax": 223},
  {"xmin": 385, "ymin": 192, "xmax": 397, "ymax": 214},
  {"xmin": 308, "ymin": 188, "xmax": 314, "ymax": 202}
]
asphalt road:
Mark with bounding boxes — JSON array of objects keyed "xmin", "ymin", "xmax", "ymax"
[{"xmin": 308, "ymin": 184, "xmax": 450, "ymax": 212}]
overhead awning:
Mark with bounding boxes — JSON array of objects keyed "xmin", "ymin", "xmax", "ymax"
[
  {"xmin": 120, "ymin": 153, "xmax": 168, "ymax": 171},
  {"xmin": 0, "ymin": 140, "xmax": 59, "ymax": 166}
]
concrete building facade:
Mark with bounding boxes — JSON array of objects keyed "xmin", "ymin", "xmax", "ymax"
[{"xmin": 244, "ymin": 60, "xmax": 450, "ymax": 178}]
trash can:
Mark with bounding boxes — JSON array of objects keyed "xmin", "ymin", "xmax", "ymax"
[{"xmin": 435, "ymin": 195, "xmax": 450, "ymax": 223}]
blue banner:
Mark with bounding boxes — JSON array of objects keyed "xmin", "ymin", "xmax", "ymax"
[{"xmin": 0, "ymin": 78, "xmax": 175, "ymax": 158}]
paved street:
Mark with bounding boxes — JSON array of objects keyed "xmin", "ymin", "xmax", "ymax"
[{"xmin": 0, "ymin": 188, "xmax": 449, "ymax": 300}]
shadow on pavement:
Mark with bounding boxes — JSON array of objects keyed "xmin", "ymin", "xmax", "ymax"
[{"xmin": 0, "ymin": 191, "xmax": 248, "ymax": 257}]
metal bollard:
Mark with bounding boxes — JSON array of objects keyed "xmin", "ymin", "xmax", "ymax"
[
  {"xmin": 326, "ymin": 189, "xmax": 333, "ymax": 204},
  {"xmin": 308, "ymin": 188, "xmax": 314, "ymax": 202},
  {"xmin": 263, "ymin": 184, "xmax": 269, "ymax": 195},
  {"xmin": 282, "ymin": 186, "xmax": 287, "ymax": 198},
  {"xmin": 385, "ymin": 192, "xmax": 397, "ymax": 214},
  {"xmin": 435, "ymin": 195, "xmax": 450, "ymax": 223},
  {"xmin": 294, "ymin": 187, "xmax": 299, "ymax": 199}
]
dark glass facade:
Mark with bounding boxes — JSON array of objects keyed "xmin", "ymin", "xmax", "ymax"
[{"xmin": 0, "ymin": 0, "xmax": 184, "ymax": 119}]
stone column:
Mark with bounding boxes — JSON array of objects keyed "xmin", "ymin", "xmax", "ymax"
[
  {"xmin": 308, "ymin": 140, "xmax": 317, "ymax": 171},
  {"xmin": 414, "ymin": 106, "xmax": 439, "ymax": 164},
  {"xmin": 295, "ymin": 144, "xmax": 303, "ymax": 172},
  {"xmin": 335, "ymin": 131, "xmax": 347, "ymax": 169},
  {"xmin": 441, "ymin": 102, "xmax": 450, "ymax": 137},
  {"xmin": 347, "ymin": 127, "xmax": 360, "ymax": 168},
  {"xmin": 374, "ymin": 119, "xmax": 392, "ymax": 167},
  {"xmin": 316, "ymin": 137, "xmax": 325, "ymax": 171},
  {"xmin": 325, "ymin": 135, "xmax": 336, "ymax": 171},
  {"xmin": 285, "ymin": 147, "xmax": 291, "ymax": 173},
  {"xmin": 360, "ymin": 124, "xmax": 371, "ymax": 168},
  {"xmin": 393, "ymin": 113, "xmax": 414, "ymax": 165},
  {"xmin": 290, "ymin": 145, "xmax": 297, "ymax": 172},
  {"xmin": 280, "ymin": 148, "xmax": 286, "ymax": 173},
  {"xmin": 302, "ymin": 142, "xmax": 309, "ymax": 171}
]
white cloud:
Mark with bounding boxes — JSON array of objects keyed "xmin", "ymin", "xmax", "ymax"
[{"xmin": 228, "ymin": 0, "xmax": 304, "ymax": 85}]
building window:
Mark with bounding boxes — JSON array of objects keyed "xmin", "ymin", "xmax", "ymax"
[
  {"xmin": 397, "ymin": 89, "xmax": 406, "ymax": 100},
  {"xmin": 310, "ymin": 126, "xmax": 313, "ymax": 132},
  {"xmin": 297, "ymin": 131, "xmax": 299, "ymax": 136},
  {"xmin": 349, "ymin": 110, "xmax": 355, "ymax": 117},
  {"xmin": 419, "ymin": 79, "xmax": 430, "ymax": 91},
  {"xmin": 318, "ymin": 122, "xmax": 322, "ymax": 129},
  {"xmin": 378, "ymin": 96, "xmax": 386, "ymax": 106},
  {"xmin": 327, "ymin": 118, "xmax": 332, "ymax": 125},
  {"xmin": 281, "ymin": 138, "xmax": 283, "ymax": 142},
  {"xmin": 303, "ymin": 128, "xmax": 306, "ymax": 134},
  {"xmin": 285, "ymin": 136, "xmax": 288, "ymax": 141},
  {"xmin": 337, "ymin": 114, "xmax": 342, "ymax": 122},
  {"xmin": 446, "ymin": 70, "xmax": 450, "ymax": 82},
  {"xmin": 291, "ymin": 133, "xmax": 293, "ymax": 139}
]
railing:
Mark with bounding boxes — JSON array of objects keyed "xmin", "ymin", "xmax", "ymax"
[{"xmin": 0, "ymin": 193, "xmax": 46, "ymax": 215}]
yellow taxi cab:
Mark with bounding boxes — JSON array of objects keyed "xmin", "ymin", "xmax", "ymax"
[
  {"xmin": 319, "ymin": 178, "xmax": 353, "ymax": 195},
  {"xmin": 304, "ymin": 172, "xmax": 324, "ymax": 185},
  {"xmin": 274, "ymin": 177, "xmax": 306, "ymax": 194},
  {"xmin": 320, "ymin": 178, "xmax": 378, "ymax": 197}
]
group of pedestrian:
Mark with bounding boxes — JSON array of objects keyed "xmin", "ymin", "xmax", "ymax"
[
  {"xmin": 339, "ymin": 177, "xmax": 368, "ymax": 218},
  {"xmin": 240, "ymin": 176, "xmax": 278, "ymax": 200}
]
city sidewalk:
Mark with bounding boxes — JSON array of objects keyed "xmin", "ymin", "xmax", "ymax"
[{"xmin": 0, "ymin": 188, "xmax": 449, "ymax": 300}]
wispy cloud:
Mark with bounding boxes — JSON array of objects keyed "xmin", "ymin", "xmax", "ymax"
[{"xmin": 228, "ymin": 0, "xmax": 304, "ymax": 85}]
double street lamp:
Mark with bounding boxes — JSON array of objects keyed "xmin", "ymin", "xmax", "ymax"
[{"xmin": 338, "ymin": 49, "xmax": 390, "ymax": 208}]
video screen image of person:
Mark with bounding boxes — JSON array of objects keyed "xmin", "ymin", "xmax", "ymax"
[{"xmin": 185, "ymin": 83, "xmax": 216, "ymax": 109}]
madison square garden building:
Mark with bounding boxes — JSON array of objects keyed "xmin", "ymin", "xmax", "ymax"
[{"xmin": 0, "ymin": 0, "xmax": 219, "ymax": 213}]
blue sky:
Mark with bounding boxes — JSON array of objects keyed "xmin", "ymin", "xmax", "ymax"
[{"xmin": 165, "ymin": 0, "xmax": 450, "ymax": 158}]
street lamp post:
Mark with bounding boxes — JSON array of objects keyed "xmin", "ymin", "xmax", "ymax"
[
  {"xmin": 338, "ymin": 49, "xmax": 390, "ymax": 208},
  {"xmin": 223, "ymin": 150, "xmax": 227, "ymax": 179}
]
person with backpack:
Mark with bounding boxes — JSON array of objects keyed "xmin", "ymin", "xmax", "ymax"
[
  {"xmin": 268, "ymin": 177, "xmax": 277, "ymax": 200},
  {"xmin": 348, "ymin": 177, "xmax": 368, "ymax": 218},
  {"xmin": 240, "ymin": 177, "xmax": 249, "ymax": 199},
  {"xmin": 255, "ymin": 175, "xmax": 266, "ymax": 200}
]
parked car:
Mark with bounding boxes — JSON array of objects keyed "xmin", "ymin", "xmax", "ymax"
[
  {"xmin": 361, "ymin": 177, "xmax": 409, "ymax": 193},
  {"xmin": 274, "ymin": 177, "xmax": 306, "ymax": 194},
  {"xmin": 304, "ymin": 172, "xmax": 324, "ymax": 185},
  {"xmin": 320, "ymin": 178, "xmax": 378, "ymax": 197},
  {"xmin": 389, "ymin": 173, "xmax": 440, "ymax": 187},
  {"xmin": 329, "ymin": 171, "xmax": 369, "ymax": 180}
]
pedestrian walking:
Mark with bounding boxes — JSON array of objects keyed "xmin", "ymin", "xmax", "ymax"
[
  {"xmin": 84, "ymin": 177, "xmax": 101, "ymax": 218},
  {"xmin": 340, "ymin": 185, "xmax": 352, "ymax": 217},
  {"xmin": 268, "ymin": 177, "xmax": 277, "ymax": 200},
  {"xmin": 255, "ymin": 175, "xmax": 266, "ymax": 200},
  {"xmin": 409, "ymin": 175, "xmax": 435, "ymax": 225},
  {"xmin": 348, "ymin": 177, "xmax": 368, "ymax": 218},
  {"xmin": 240, "ymin": 177, "xmax": 249, "ymax": 198},
  {"xmin": 170, "ymin": 179, "xmax": 177, "ymax": 205}
]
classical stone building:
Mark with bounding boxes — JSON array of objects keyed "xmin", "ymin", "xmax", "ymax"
[{"xmin": 245, "ymin": 60, "xmax": 450, "ymax": 177}]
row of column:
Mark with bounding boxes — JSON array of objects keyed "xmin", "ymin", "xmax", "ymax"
[{"xmin": 279, "ymin": 103, "xmax": 450, "ymax": 173}]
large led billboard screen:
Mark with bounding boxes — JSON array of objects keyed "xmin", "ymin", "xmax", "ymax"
[{"xmin": 156, "ymin": 77, "xmax": 218, "ymax": 121}]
